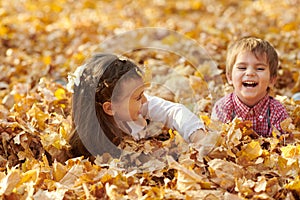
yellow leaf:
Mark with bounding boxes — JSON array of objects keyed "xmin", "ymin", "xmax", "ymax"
[
  {"xmin": 53, "ymin": 161, "xmax": 68, "ymax": 182},
  {"xmin": 237, "ymin": 140, "xmax": 262, "ymax": 161},
  {"xmin": 191, "ymin": 1, "xmax": 202, "ymax": 10},
  {"xmin": 72, "ymin": 52, "xmax": 85, "ymax": 64},
  {"xmin": 50, "ymin": 3, "xmax": 63, "ymax": 12},
  {"xmin": 42, "ymin": 55, "xmax": 52, "ymax": 65},
  {"xmin": 161, "ymin": 34, "xmax": 177, "ymax": 45},
  {"xmin": 282, "ymin": 22, "xmax": 297, "ymax": 32},
  {"xmin": 101, "ymin": 173, "xmax": 112, "ymax": 183},
  {"xmin": 200, "ymin": 115, "xmax": 211, "ymax": 126},
  {"xmin": 54, "ymin": 88, "xmax": 66, "ymax": 100},
  {"xmin": 0, "ymin": 25, "xmax": 8, "ymax": 36},
  {"xmin": 168, "ymin": 129, "xmax": 176, "ymax": 140},
  {"xmin": 0, "ymin": 169, "xmax": 20, "ymax": 195},
  {"xmin": 59, "ymin": 125, "xmax": 67, "ymax": 139},
  {"xmin": 27, "ymin": 104, "xmax": 49, "ymax": 129},
  {"xmin": 18, "ymin": 169, "xmax": 39, "ymax": 185},
  {"xmin": 281, "ymin": 144, "xmax": 300, "ymax": 158},
  {"xmin": 286, "ymin": 176, "xmax": 300, "ymax": 193},
  {"xmin": 280, "ymin": 117, "xmax": 294, "ymax": 133}
]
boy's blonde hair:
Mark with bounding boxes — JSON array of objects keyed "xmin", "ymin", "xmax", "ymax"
[{"xmin": 226, "ymin": 36, "xmax": 278, "ymax": 79}]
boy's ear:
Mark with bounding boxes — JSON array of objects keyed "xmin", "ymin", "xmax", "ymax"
[
  {"xmin": 269, "ymin": 76, "xmax": 277, "ymax": 87},
  {"xmin": 226, "ymin": 72, "xmax": 233, "ymax": 85},
  {"xmin": 102, "ymin": 102, "xmax": 114, "ymax": 116}
]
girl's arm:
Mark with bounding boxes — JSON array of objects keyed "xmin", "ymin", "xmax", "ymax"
[{"xmin": 142, "ymin": 94, "xmax": 205, "ymax": 142}]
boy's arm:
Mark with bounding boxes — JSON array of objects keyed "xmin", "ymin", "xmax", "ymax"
[{"xmin": 142, "ymin": 94, "xmax": 205, "ymax": 142}]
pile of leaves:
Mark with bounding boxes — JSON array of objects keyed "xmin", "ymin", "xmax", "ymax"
[{"xmin": 1, "ymin": 0, "xmax": 300, "ymax": 199}]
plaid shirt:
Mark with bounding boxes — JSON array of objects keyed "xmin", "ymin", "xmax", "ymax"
[{"xmin": 211, "ymin": 93, "xmax": 289, "ymax": 136}]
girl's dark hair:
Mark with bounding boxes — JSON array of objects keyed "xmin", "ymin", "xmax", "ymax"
[{"xmin": 69, "ymin": 53, "xmax": 143, "ymax": 158}]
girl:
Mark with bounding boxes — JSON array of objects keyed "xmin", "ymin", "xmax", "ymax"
[{"xmin": 69, "ymin": 53, "xmax": 206, "ymax": 158}]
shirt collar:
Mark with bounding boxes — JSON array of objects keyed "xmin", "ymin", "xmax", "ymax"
[{"xmin": 232, "ymin": 93, "xmax": 269, "ymax": 119}]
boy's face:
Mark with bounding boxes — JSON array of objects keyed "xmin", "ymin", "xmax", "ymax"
[
  {"xmin": 111, "ymin": 77, "xmax": 147, "ymax": 122},
  {"xmin": 227, "ymin": 51, "xmax": 276, "ymax": 107}
]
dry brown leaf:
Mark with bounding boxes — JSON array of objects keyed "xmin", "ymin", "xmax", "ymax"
[{"xmin": 208, "ymin": 159, "xmax": 244, "ymax": 190}]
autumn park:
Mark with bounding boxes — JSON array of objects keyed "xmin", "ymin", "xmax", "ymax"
[{"xmin": 0, "ymin": 0, "xmax": 300, "ymax": 199}]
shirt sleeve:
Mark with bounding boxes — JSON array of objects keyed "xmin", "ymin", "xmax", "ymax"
[{"xmin": 141, "ymin": 94, "xmax": 205, "ymax": 142}]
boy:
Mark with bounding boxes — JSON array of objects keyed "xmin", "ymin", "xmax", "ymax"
[{"xmin": 211, "ymin": 36, "xmax": 289, "ymax": 136}]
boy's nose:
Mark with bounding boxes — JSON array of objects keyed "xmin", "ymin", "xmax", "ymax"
[{"xmin": 245, "ymin": 67, "xmax": 255, "ymax": 76}]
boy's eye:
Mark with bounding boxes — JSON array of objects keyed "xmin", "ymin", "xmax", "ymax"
[{"xmin": 257, "ymin": 67, "xmax": 265, "ymax": 71}]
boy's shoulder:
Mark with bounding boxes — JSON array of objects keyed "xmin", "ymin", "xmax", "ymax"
[
  {"xmin": 268, "ymin": 95, "xmax": 287, "ymax": 109},
  {"xmin": 267, "ymin": 95, "xmax": 289, "ymax": 121},
  {"xmin": 212, "ymin": 93, "xmax": 234, "ymax": 122}
]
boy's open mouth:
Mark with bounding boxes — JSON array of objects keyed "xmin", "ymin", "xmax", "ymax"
[{"xmin": 243, "ymin": 81, "xmax": 258, "ymax": 87}]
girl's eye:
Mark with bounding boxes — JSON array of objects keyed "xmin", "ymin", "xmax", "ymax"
[{"xmin": 237, "ymin": 66, "xmax": 246, "ymax": 70}]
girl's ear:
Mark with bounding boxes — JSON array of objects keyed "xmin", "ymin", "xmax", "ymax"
[
  {"xmin": 226, "ymin": 72, "xmax": 233, "ymax": 85},
  {"xmin": 102, "ymin": 102, "xmax": 114, "ymax": 116}
]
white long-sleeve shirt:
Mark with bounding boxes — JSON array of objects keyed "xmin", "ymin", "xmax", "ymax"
[{"xmin": 123, "ymin": 94, "xmax": 205, "ymax": 142}]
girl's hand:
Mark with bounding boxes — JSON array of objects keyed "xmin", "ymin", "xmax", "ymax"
[{"xmin": 189, "ymin": 129, "xmax": 221, "ymax": 157}]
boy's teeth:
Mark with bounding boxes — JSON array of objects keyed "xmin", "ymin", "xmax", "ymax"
[{"xmin": 243, "ymin": 81, "xmax": 257, "ymax": 87}]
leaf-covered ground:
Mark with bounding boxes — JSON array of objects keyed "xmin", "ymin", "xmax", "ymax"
[{"xmin": 1, "ymin": 0, "xmax": 300, "ymax": 199}]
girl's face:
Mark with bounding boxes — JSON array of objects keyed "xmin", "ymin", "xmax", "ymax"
[
  {"xmin": 227, "ymin": 51, "xmax": 276, "ymax": 107},
  {"xmin": 111, "ymin": 77, "xmax": 147, "ymax": 121}
]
